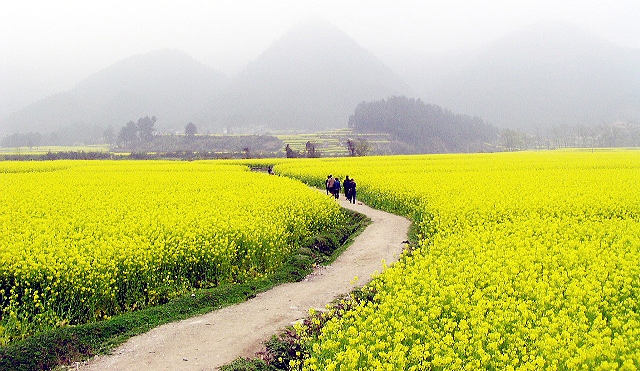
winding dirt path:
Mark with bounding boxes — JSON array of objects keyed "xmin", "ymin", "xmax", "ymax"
[{"xmin": 80, "ymin": 195, "xmax": 410, "ymax": 371}]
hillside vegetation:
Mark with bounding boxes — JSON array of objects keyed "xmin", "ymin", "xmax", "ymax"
[{"xmin": 349, "ymin": 96, "xmax": 498, "ymax": 153}]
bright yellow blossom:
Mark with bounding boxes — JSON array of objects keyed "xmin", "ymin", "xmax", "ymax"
[
  {"xmin": 275, "ymin": 151, "xmax": 640, "ymax": 370},
  {"xmin": 0, "ymin": 160, "xmax": 344, "ymax": 342}
]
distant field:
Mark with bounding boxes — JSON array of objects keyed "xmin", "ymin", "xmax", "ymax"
[
  {"xmin": 276, "ymin": 129, "xmax": 392, "ymax": 156},
  {"xmin": 0, "ymin": 130, "xmax": 394, "ymax": 157},
  {"xmin": 0, "ymin": 145, "xmax": 110, "ymax": 155}
]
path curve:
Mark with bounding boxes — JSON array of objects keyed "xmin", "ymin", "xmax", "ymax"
[{"xmin": 81, "ymin": 196, "xmax": 410, "ymax": 371}]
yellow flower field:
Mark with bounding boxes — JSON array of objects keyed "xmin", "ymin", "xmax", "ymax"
[
  {"xmin": 0, "ymin": 160, "xmax": 344, "ymax": 343},
  {"xmin": 275, "ymin": 151, "xmax": 640, "ymax": 370}
]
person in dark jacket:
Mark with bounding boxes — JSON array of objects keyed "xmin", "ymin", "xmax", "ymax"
[
  {"xmin": 349, "ymin": 178, "xmax": 357, "ymax": 204},
  {"xmin": 332, "ymin": 177, "xmax": 341, "ymax": 199},
  {"xmin": 343, "ymin": 176, "xmax": 353, "ymax": 202}
]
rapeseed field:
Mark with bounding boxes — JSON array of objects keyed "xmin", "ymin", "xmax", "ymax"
[
  {"xmin": 276, "ymin": 151, "xmax": 640, "ymax": 370},
  {"xmin": 0, "ymin": 161, "xmax": 343, "ymax": 343}
]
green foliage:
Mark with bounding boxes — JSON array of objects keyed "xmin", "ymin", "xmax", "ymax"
[
  {"xmin": 348, "ymin": 95, "xmax": 498, "ymax": 153},
  {"xmin": 235, "ymin": 286, "xmax": 383, "ymax": 371},
  {"xmin": 260, "ymin": 330, "xmax": 303, "ymax": 370},
  {"xmin": 0, "ymin": 281, "xmax": 274, "ymax": 371},
  {"xmin": 117, "ymin": 120, "xmax": 138, "ymax": 146},
  {"xmin": 220, "ymin": 357, "xmax": 274, "ymax": 371},
  {"xmin": 116, "ymin": 116, "xmax": 157, "ymax": 146},
  {"xmin": 305, "ymin": 233, "xmax": 338, "ymax": 256}
]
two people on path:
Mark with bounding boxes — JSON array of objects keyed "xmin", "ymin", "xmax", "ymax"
[
  {"xmin": 343, "ymin": 176, "xmax": 357, "ymax": 204},
  {"xmin": 326, "ymin": 175, "xmax": 341, "ymax": 199},
  {"xmin": 326, "ymin": 174, "xmax": 342, "ymax": 199}
]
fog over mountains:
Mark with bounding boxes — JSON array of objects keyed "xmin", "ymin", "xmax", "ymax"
[
  {"xmin": 402, "ymin": 21, "xmax": 640, "ymax": 130},
  {"xmin": 2, "ymin": 50, "xmax": 229, "ymax": 133},
  {"xmin": 2, "ymin": 19, "xmax": 639, "ymax": 137},
  {"xmin": 194, "ymin": 20, "xmax": 409, "ymax": 132}
]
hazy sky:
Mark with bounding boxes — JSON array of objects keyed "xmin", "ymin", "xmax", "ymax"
[{"xmin": 2, "ymin": 0, "xmax": 639, "ymax": 118}]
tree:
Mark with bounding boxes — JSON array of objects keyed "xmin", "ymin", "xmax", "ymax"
[
  {"xmin": 500, "ymin": 129, "xmax": 526, "ymax": 151},
  {"xmin": 346, "ymin": 139, "xmax": 356, "ymax": 156},
  {"xmin": 103, "ymin": 126, "xmax": 116, "ymax": 144},
  {"xmin": 185, "ymin": 122, "xmax": 197, "ymax": 137},
  {"xmin": 285, "ymin": 144, "xmax": 299, "ymax": 158},
  {"xmin": 346, "ymin": 138, "xmax": 371, "ymax": 156},
  {"xmin": 26, "ymin": 132, "xmax": 42, "ymax": 149},
  {"xmin": 137, "ymin": 116, "xmax": 157, "ymax": 142},
  {"xmin": 354, "ymin": 139, "xmax": 371, "ymax": 156},
  {"xmin": 117, "ymin": 121, "xmax": 138, "ymax": 146},
  {"xmin": 305, "ymin": 141, "xmax": 319, "ymax": 158},
  {"xmin": 0, "ymin": 132, "xmax": 42, "ymax": 148}
]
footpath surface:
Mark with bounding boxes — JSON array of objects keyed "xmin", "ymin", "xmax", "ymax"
[{"xmin": 80, "ymin": 195, "xmax": 410, "ymax": 371}]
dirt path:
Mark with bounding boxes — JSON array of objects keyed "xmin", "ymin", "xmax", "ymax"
[{"xmin": 80, "ymin": 196, "xmax": 410, "ymax": 371}]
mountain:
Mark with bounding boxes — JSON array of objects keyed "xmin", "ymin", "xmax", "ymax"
[
  {"xmin": 2, "ymin": 20, "xmax": 410, "ymax": 137},
  {"xmin": 12, "ymin": 20, "xmax": 634, "ymax": 139},
  {"xmin": 2, "ymin": 49, "xmax": 229, "ymax": 134},
  {"xmin": 396, "ymin": 21, "xmax": 640, "ymax": 130},
  {"xmin": 196, "ymin": 19, "xmax": 410, "ymax": 132}
]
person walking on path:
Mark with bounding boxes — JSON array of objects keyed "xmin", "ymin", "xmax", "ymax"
[
  {"xmin": 343, "ymin": 176, "xmax": 352, "ymax": 202},
  {"xmin": 349, "ymin": 178, "xmax": 357, "ymax": 204},
  {"xmin": 332, "ymin": 177, "xmax": 341, "ymax": 199},
  {"xmin": 326, "ymin": 175, "xmax": 334, "ymax": 195}
]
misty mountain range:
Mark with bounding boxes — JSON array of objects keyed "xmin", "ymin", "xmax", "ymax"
[
  {"xmin": 403, "ymin": 21, "xmax": 640, "ymax": 130},
  {"xmin": 2, "ymin": 19, "xmax": 639, "ymax": 138}
]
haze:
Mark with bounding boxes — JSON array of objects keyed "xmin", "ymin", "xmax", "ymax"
[{"xmin": 1, "ymin": 0, "xmax": 639, "ymax": 121}]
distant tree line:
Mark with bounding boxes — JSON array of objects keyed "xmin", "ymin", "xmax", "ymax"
[
  {"xmin": 1, "ymin": 132, "xmax": 43, "ymax": 148},
  {"xmin": 116, "ymin": 116, "xmax": 157, "ymax": 147},
  {"xmin": 528, "ymin": 122, "xmax": 640, "ymax": 150},
  {"xmin": 118, "ymin": 133, "xmax": 283, "ymax": 157},
  {"xmin": 348, "ymin": 96, "xmax": 499, "ymax": 153},
  {"xmin": 0, "ymin": 151, "xmax": 114, "ymax": 161},
  {"xmin": 0, "ymin": 124, "xmax": 107, "ymax": 148},
  {"xmin": 496, "ymin": 122, "xmax": 640, "ymax": 151},
  {"xmin": 109, "ymin": 117, "xmax": 284, "ymax": 158},
  {"xmin": 4, "ymin": 109, "xmax": 638, "ymax": 156},
  {"xmin": 0, "ymin": 150, "xmax": 251, "ymax": 161}
]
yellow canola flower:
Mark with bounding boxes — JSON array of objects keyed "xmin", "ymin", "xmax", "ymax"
[
  {"xmin": 274, "ymin": 151, "xmax": 640, "ymax": 370},
  {"xmin": 0, "ymin": 160, "xmax": 344, "ymax": 342}
]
